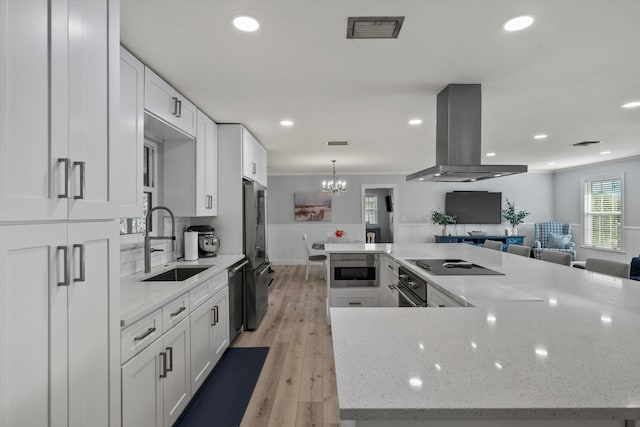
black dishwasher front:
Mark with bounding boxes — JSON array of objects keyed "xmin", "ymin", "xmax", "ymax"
[{"xmin": 228, "ymin": 259, "xmax": 247, "ymax": 342}]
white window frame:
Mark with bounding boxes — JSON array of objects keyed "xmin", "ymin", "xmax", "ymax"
[
  {"xmin": 582, "ymin": 174, "xmax": 624, "ymax": 251},
  {"xmin": 119, "ymin": 140, "xmax": 159, "ymax": 234},
  {"xmin": 364, "ymin": 195, "xmax": 377, "ymax": 225}
]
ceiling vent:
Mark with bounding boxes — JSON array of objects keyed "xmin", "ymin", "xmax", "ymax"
[
  {"xmin": 573, "ymin": 141, "xmax": 601, "ymax": 147},
  {"xmin": 327, "ymin": 141, "xmax": 349, "ymax": 146},
  {"xmin": 346, "ymin": 16, "xmax": 405, "ymax": 39}
]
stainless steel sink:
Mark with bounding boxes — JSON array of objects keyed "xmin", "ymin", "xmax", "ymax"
[{"xmin": 143, "ymin": 267, "xmax": 210, "ymax": 282}]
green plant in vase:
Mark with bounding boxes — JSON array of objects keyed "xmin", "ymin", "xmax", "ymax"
[
  {"xmin": 501, "ymin": 199, "xmax": 530, "ymax": 235},
  {"xmin": 430, "ymin": 209, "xmax": 457, "ymax": 236}
]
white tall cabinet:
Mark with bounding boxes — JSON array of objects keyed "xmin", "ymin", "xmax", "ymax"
[{"xmin": 0, "ymin": 1, "xmax": 120, "ymax": 426}]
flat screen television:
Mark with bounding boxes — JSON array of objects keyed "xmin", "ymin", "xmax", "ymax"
[{"xmin": 445, "ymin": 191, "xmax": 502, "ymax": 224}]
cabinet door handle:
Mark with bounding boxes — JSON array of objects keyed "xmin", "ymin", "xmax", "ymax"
[
  {"xmin": 57, "ymin": 245, "xmax": 70, "ymax": 286},
  {"xmin": 159, "ymin": 351, "xmax": 167, "ymax": 378},
  {"xmin": 73, "ymin": 161, "xmax": 85, "ymax": 200},
  {"xmin": 58, "ymin": 158, "xmax": 71, "ymax": 198},
  {"xmin": 73, "ymin": 243, "xmax": 85, "ymax": 282},
  {"xmin": 348, "ymin": 302, "xmax": 362, "ymax": 306},
  {"xmin": 214, "ymin": 306, "xmax": 219, "ymax": 324},
  {"xmin": 166, "ymin": 347, "xmax": 173, "ymax": 373},
  {"xmin": 176, "ymin": 99, "xmax": 182, "ymax": 118},
  {"xmin": 172, "ymin": 97, "xmax": 178, "ymax": 116},
  {"xmin": 251, "ymin": 162, "xmax": 256, "ymax": 175},
  {"xmin": 211, "ymin": 307, "xmax": 216, "ymax": 326},
  {"xmin": 133, "ymin": 327, "xmax": 156, "ymax": 341},
  {"xmin": 170, "ymin": 306, "xmax": 186, "ymax": 317}
]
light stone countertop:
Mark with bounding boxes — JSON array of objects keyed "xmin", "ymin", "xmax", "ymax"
[
  {"xmin": 327, "ymin": 243, "xmax": 640, "ymax": 421},
  {"xmin": 120, "ymin": 254, "xmax": 244, "ymax": 328}
]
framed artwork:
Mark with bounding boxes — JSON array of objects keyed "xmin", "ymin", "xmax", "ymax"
[{"xmin": 294, "ymin": 192, "xmax": 332, "ymax": 222}]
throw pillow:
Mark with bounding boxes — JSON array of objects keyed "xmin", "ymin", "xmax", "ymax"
[{"xmin": 547, "ymin": 232, "xmax": 571, "ymax": 248}]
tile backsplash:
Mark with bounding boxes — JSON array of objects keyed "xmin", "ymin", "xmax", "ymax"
[{"xmin": 120, "ymin": 217, "xmax": 191, "ymax": 276}]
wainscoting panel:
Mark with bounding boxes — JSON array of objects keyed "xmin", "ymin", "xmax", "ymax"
[
  {"xmin": 267, "ymin": 223, "xmax": 537, "ymax": 265},
  {"xmin": 571, "ymin": 224, "xmax": 640, "ymax": 263}
]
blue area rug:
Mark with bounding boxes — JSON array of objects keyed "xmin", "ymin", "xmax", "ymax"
[{"xmin": 175, "ymin": 347, "xmax": 269, "ymax": 427}]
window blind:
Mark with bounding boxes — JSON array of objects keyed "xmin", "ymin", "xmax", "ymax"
[
  {"xmin": 364, "ymin": 195, "xmax": 377, "ymax": 225},
  {"xmin": 584, "ymin": 177, "xmax": 622, "ymax": 250}
]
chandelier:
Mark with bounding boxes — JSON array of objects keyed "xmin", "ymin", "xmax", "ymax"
[{"xmin": 322, "ymin": 160, "xmax": 347, "ymax": 195}]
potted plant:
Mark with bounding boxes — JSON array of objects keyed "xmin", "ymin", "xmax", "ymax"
[
  {"xmin": 501, "ymin": 199, "xmax": 530, "ymax": 235},
  {"xmin": 430, "ymin": 209, "xmax": 457, "ymax": 236}
]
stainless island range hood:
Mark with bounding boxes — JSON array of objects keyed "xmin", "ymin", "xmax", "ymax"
[{"xmin": 407, "ymin": 84, "xmax": 527, "ymax": 182}]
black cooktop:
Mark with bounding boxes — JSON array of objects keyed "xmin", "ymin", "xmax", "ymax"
[{"xmin": 407, "ymin": 259, "xmax": 504, "ymax": 276}]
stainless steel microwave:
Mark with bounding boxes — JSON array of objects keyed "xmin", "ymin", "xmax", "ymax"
[{"xmin": 330, "ymin": 253, "xmax": 378, "ymax": 288}]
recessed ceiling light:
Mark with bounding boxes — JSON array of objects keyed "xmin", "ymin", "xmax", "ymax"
[
  {"xmin": 600, "ymin": 151, "xmax": 611, "ymax": 155},
  {"xmin": 547, "ymin": 162, "xmax": 556, "ymax": 165},
  {"xmin": 233, "ymin": 15, "xmax": 260, "ymax": 32},
  {"xmin": 280, "ymin": 120, "xmax": 294, "ymax": 127},
  {"xmin": 408, "ymin": 119, "xmax": 423, "ymax": 126},
  {"xmin": 533, "ymin": 134, "xmax": 548, "ymax": 140},
  {"xmin": 622, "ymin": 101, "xmax": 640, "ymax": 109},
  {"xmin": 503, "ymin": 15, "xmax": 534, "ymax": 32},
  {"xmin": 493, "ymin": 174, "xmax": 502, "ymax": 177},
  {"xmin": 486, "ymin": 152, "xmax": 496, "ymax": 157}
]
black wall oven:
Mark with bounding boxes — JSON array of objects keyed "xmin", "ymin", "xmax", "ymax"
[
  {"xmin": 330, "ymin": 253, "xmax": 378, "ymax": 287},
  {"xmin": 396, "ymin": 267, "xmax": 427, "ymax": 307}
]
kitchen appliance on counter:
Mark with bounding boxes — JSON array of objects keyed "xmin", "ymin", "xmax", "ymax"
[
  {"xmin": 406, "ymin": 259, "xmax": 504, "ymax": 276},
  {"xmin": 330, "ymin": 253, "xmax": 378, "ymax": 288},
  {"xmin": 187, "ymin": 225, "xmax": 220, "ymax": 257},
  {"xmin": 243, "ymin": 180, "xmax": 271, "ymax": 330},
  {"xmin": 228, "ymin": 259, "xmax": 248, "ymax": 342}
]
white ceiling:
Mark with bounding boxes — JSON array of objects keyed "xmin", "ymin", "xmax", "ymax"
[{"xmin": 120, "ymin": 0, "xmax": 640, "ymax": 176}]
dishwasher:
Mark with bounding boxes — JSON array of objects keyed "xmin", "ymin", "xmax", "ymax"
[{"xmin": 228, "ymin": 259, "xmax": 247, "ymax": 343}]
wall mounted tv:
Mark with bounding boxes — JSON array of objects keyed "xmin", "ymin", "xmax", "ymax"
[{"xmin": 445, "ymin": 191, "xmax": 502, "ymax": 224}]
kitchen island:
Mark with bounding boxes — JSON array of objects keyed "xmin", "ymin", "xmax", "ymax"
[{"xmin": 325, "ymin": 243, "xmax": 640, "ymax": 426}]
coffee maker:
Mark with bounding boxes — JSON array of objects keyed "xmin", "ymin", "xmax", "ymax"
[{"xmin": 186, "ymin": 225, "xmax": 220, "ymax": 257}]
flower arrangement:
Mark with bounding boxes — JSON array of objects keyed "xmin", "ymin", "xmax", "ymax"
[
  {"xmin": 501, "ymin": 199, "xmax": 530, "ymax": 227},
  {"xmin": 429, "ymin": 209, "xmax": 457, "ymax": 226}
]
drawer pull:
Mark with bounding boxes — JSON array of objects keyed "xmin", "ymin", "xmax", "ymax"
[
  {"xmin": 170, "ymin": 306, "xmax": 186, "ymax": 317},
  {"xmin": 133, "ymin": 327, "xmax": 156, "ymax": 342},
  {"xmin": 159, "ymin": 351, "xmax": 167, "ymax": 378},
  {"xmin": 166, "ymin": 347, "xmax": 173, "ymax": 373},
  {"xmin": 348, "ymin": 302, "xmax": 362, "ymax": 305}
]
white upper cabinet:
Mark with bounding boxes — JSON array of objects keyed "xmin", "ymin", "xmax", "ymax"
[
  {"xmin": 118, "ymin": 47, "xmax": 144, "ymax": 218},
  {"xmin": 242, "ymin": 127, "xmax": 268, "ymax": 187},
  {"xmin": 196, "ymin": 111, "xmax": 218, "ymax": 216},
  {"xmin": 0, "ymin": 0, "xmax": 116, "ymax": 222},
  {"xmin": 144, "ymin": 67, "xmax": 197, "ymax": 137}
]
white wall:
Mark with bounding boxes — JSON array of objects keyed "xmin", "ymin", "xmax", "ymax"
[
  {"xmin": 553, "ymin": 156, "xmax": 640, "ymax": 263},
  {"xmin": 267, "ymin": 172, "xmax": 554, "ymax": 264}
]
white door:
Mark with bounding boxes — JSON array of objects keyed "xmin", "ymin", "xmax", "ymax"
[
  {"xmin": 189, "ymin": 296, "xmax": 215, "ymax": 392},
  {"xmin": 173, "ymin": 97, "xmax": 197, "ymax": 138},
  {"xmin": 144, "ymin": 67, "xmax": 176, "ymax": 125},
  {"xmin": 0, "ymin": 0, "xmax": 68, "ymax": 221},
  {"xmin": 118, "ymin": 47, "xmax": 144, "ymax": 218},
  {"xmin": 67, "ymin": 221, "xmax": 117, "ymax": 427},
  {"xmin": 67, "ymin": 0, "xmax": 113, "ymax": 220},
  {"xmin": 205, "ymin": 117, "xmax": 218, "ymax": 215},
  {"xmin": 211, "ymin": 287, "xmax": 230, "ymax": 366},
  {"xmin": 121, "ymin": 338, "xmax": 164, "ymax": 427},
  {"xmin": 163, "ymin": 317, "xmax": 191, "ymax": 427},
  {"xmin": 0, "ymin": 223, "xmax": 68, "ymax": 427}
]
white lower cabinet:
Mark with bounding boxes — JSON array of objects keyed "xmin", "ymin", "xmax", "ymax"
[
  {"xmin": 0, "ymin": 221, "xmax": 118, "ymax": 427},
  {"xmin": 330, "ymin": 288, "xmax": 380, "ymax": 307},
  {"xmin": 122, "ymin": 272, "xmax": 230, "ymax": 427},
  {"xmin": 190, "ymin": 286, "xmax": 229, "ymax": 393},
  {"xmin": 379, "ymin": 255, "xmax": 400, "ymax": 307},
  {"xmin": 122, "ymin": 316, "xmax": 190, "ymax": 427}
]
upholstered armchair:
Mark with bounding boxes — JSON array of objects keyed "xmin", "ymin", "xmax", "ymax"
[{"xmin": 533, "ymin": 222, "xmax": 576, "ymax": 260}]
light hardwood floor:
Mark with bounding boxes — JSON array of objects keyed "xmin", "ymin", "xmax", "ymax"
[{"xmin": 233, "ymin": 265, "xmax": 340, "ymax": 427}]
